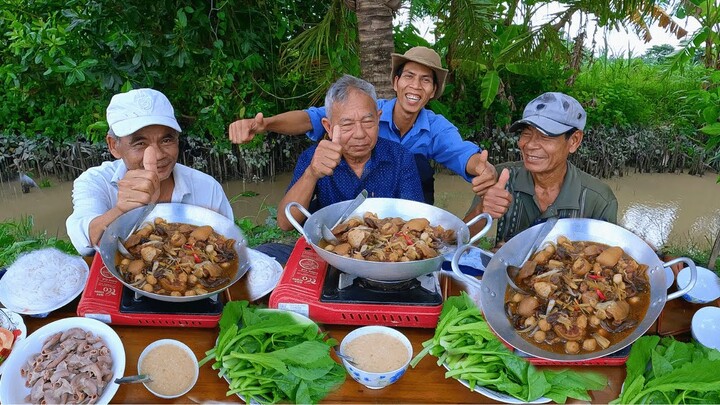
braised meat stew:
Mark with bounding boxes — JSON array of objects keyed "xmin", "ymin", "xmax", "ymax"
[{"xmin": 504, "ymin": 236, "xmax": 650, "ymax": 355}]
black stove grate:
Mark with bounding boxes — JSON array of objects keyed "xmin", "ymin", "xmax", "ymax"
[
  {"xmin": 119, "ymin": 287, "xmax": 224, "ymax": 315},
  {"xmin": 320, "ymin": 266, "xmax": 443, "ymax": 306}
]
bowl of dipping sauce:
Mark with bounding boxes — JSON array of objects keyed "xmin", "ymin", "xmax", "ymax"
[
  {"xmin": 339, "ymin": 325, "xmax": 412, "ymax": 389},
  {"xmin": 678, "ymin": 266, "xmax": 720, "ymax": 304},
  {"xmin": 691, "ymin": 306, "xmax": 720, "ymax": 350},
  {"xmin": 138, "ymin": 339, "xmax": 199, "ymax": 398}
]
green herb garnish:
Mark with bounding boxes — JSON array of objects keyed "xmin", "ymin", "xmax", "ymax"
[
  {"xmin": 200, "ymin": 301, "xmax": 345, "ymax": 404},
  {"xmin": 611, "ymin": 335, "xmax": 720, "ymax": 404},
  {"xmin": 411, "ymin": 292, "xmax": 607, "ymax": 403}
]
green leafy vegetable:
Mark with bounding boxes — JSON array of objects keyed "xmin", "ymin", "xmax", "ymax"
[
  {"xmin": 411, "ymin": 292, "xmax": 607, "ymax": 403},
  {"xmin": 611, "ymin": 336, "xmax": 720, "ymax": 404},
  {"xmin": 199, "ymin": 301, "xmax": 345, "ymax": 404}
]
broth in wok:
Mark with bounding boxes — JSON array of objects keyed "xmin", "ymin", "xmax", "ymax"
[
  {"xmin": 504, "ymin": 236, "xmax": 650, "ymax": 355},
  {"xmin": 116, "ymin": 218, "xmax": 238, "ymax": 296},
  {"xmin": 321, "ymin": 212, "xmax": 456, "ymax": 262}
]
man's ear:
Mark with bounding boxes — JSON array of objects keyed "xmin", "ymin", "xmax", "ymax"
[
  {"xmin": 321, "ymin": 117, "xmax": 332, "ymax": 139},
  {"xmin": 568, "ymin": 130, "xmax": 584, "ymax": 153},
  {"xmin": 392, "ymin": 76, "xmax": 399, "ymax": 93},
  {"xmin": 107, "ymin": 134, "xmax": 122, "ymax": 159}
]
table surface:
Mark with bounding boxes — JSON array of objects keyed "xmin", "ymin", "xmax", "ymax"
[{"xmin": 12, "ymin": 262, "xmax": 718, "ymax": 404}]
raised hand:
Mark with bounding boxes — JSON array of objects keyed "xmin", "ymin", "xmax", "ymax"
[
  {"xmin": 229, "ymin": 112, "xmax": 266, "ymax": 144},
  {"xmin": 308, "ymin": 125, "xmax": 343, "ymax": 179},
  {"xmin": 116, "ymin": 147, "xmax": 161, "ymax": 212},
  {"xmin": 482, "ymin": 168, "xmax": 512, "ymax": 219},
  {"xmin": 471, "ymin": 150, "xmax": 497, "ymax": 196}
]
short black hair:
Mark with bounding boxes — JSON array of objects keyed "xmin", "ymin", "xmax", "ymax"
[{"xmin": 394, "ymin": 62, "xmax": 438, "ymax": 86}]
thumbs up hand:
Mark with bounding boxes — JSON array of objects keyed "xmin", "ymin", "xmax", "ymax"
[
  {"xmin": 116, "ymin": 147, "xmax": 162, "ymax": 212},
  {"xmin": 481, "ymin": 168, "xmax": 513, "ymax": 219},
  {"xmin": 471, "ymin": 150, "xmax": 497, "ymax": 196},
  {"xmin": 229, "ymin": 112, "xmax": 266, "ymax": 144},
  {"xmin": 308, "ymin": 125, "xmax": 343, "ymax": 179}
]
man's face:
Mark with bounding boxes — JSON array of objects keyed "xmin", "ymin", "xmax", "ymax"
[
  {"xmin": 107, "ymin": 124, "xmax": 180, "ymax": 181},
  {"xmin": 322, "ymin": 89, "xmax": 381, "ymax": 161},
  {"xmin": 392, "ymin": 61, "xmax": 436, "ymax": 115},
  {"xmin": 518, "ymin": 126, "xmax": 582, "ymax": 175}
]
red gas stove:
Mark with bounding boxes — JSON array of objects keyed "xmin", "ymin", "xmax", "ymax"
[
  {"xmin": 269, "ymin": 238, "xmax": 443, "ymax": 328},
  {"xmin": 76, "ymin": 253, "xmax": 224, "ymax": 328}
]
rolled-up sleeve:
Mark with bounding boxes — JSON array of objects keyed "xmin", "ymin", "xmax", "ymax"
[
  {"xmin": 304, "ymin": 107, "xmax": 327, "ymax": 141},
  {"xmin": 65, "ymin": 171, "xmax": 115, "ymax": 256}
]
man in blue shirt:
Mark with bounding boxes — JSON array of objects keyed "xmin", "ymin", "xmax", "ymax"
[
  {"xmin": 229, "ymin": 47, "xmax": 495, "ymax": 205},
  {"xmin": 277, "ymin": 74, "xmax": 423, "ymax": 231}
]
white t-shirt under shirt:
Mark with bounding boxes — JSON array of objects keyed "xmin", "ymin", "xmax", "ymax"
[{"xmin": 66, "ymin": 160, "xmax": 233, "ymax": 256}]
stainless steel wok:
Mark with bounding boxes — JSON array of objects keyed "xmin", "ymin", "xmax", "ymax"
[
  {"xmin": 286, "ymin": 198, "xmax": 492, "ymax": 282},
  {"xmin": 97, "ymin": 203, "xmax": 250, "ymax": 303},
  {"xmin": 451, "ymin": 217, "xmax": 698, "ymax": 361}
]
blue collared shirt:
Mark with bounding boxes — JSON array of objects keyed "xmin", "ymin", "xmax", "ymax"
[
  {"xmin": 288, "ymin": 137, "xmax": 424, "ymax": 209},
  {"xmin": 306, "ymin": 98, "xmax": 480, "ymax": 182}
]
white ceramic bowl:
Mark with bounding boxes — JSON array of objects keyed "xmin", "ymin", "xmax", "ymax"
[
  {"xmin": 138, "ymin": 339, "xmax": 199, "ymax": 399},
  {"xmin": 0, "ymin": 317, "xmax": 125, "ymax": 404},
  {"xmin": 677, "ymin": 266, "xmax": 720, "ymax": 304},
  {"xmin": 339, "ymin": 326, "xmax": 412, "ymax": 390},
  {"xmin": 691, "ymin": 306, "xmax": 720, "ymax": 350},
  {"xmin": 0, "ymin": 309, "xmax": 27, "ymax": 376}
]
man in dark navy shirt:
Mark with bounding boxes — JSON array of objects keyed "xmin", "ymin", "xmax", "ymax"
[{"xmin": 277, "ymin": 75, "xmax": 423, "ymax": 231}]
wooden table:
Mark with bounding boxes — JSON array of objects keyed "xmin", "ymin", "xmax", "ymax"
[
  {"xmin": 17, "ymin": 267, "xmax": 716, "ymax": 404},
  {"xmin": 21, "ymin": 303, "xmax": 626, "ymax": 404}
]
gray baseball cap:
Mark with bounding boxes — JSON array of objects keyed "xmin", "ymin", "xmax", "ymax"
[{"xmin": 509, "ymin": 92, "xmax": 586, "ymax": 136}]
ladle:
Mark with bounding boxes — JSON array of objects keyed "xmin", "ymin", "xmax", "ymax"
[
  {"xmin": 505, "ymin": 216, "xmax": 558, "ymax": 293},
  {"xmin": 321, "ymin": 190, "xmax": 368, "ymax": 245},
  {"xmin": 117, "ymin": 202, "xmax": 157, "ymax": 259}
]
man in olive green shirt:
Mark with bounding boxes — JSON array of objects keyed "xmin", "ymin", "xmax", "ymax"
[{"xmin": 464, "ymin": 92, "xmax": 617, "ymax": 243}]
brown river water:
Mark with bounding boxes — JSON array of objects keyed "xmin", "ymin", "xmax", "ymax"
[{"xmin": 0, "ymin": 171, "xmax": 718, "ymax": 250}]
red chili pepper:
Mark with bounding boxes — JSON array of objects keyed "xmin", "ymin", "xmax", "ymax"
[
  {"xmin": 183, "ymin": 243, "xmax": 193, "ymax": 250},
  {"xmin": 396, "ymin": 232, "xmax": 414, "ymax": 245},
  {"xmin": 588, "ymin": 274, "xmax": 601, "ymax": 280},
  {"xmin": 193, "ymin": 253, "xmax": 202, "ymax": 263},
  {"xmin": 596, "ymin": 288, "xmax": 606, "ymax": 301},
  {"xmin": 12, "ymin": 329, "xmax": 21, "ymax": 339}
]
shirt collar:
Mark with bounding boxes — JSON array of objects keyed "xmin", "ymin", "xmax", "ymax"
[
  {"xmin": 110, "ymin": 160, "xmax": 128, "ymax": 186},
  {"xmin": 379, "ymin": 98, "xmax": 431, "ymax": 136},
  {"xmin": 513, "ymin": 161, "xmax": 581, "ymax": 210}
]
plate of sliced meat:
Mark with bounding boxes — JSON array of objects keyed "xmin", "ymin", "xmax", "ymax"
[{"xmin": 0, "ymin": 317, "xmax": 125, "ymax": 405}]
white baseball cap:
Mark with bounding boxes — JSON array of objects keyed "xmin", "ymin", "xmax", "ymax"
[
  {"xmin": 106, "ymin": 88, "xmax": 182, "ymax": 137},
  {"xmin": 509, "ymin": 92, "xmax": 586, "ymax": 136}
]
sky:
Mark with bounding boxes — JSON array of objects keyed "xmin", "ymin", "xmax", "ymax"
[{"xmin": 396, "ymin": 2, "xmax": 702, "ymax": 57}]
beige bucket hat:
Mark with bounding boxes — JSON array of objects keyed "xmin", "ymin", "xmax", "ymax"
[{"xmin": 390, "ymin": 46, "xmax": 448, "ymax": 100}]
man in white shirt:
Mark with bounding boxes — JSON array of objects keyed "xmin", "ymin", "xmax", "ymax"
[{"xmin": 66, "ymin": 88, "xmax": 232, "ymax": 256}]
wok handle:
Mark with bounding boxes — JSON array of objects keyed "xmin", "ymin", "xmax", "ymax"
[
  {"xmin": 664, "ymin": 257, "xmax": 697, "ymax": 301},
  {"xmin": 284, "ymin": 202, "xmax": 311, "ymax": 240},
  {"xmin": 465, "ymin": 213, "xmax": 493, "ymax": 246},
  {"xmin": 451, "ymin": 244, "xmax": 483, "ymax": 290}
]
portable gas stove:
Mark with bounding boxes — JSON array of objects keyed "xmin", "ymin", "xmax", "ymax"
[
  {"xmin": 269, "ymin": 238, "xmax": 443, "ymax": 328},
  {"xmin": 77, "ymin": 253, "xmax": 224, "ymax": 328}
]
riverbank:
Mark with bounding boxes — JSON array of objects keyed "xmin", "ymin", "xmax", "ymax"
[{"xmin": 0, "ymin": 171, "xmax": 718, "ymax": 250}]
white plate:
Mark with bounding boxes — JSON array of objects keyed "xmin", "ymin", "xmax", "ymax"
[
  {"xmin": 442, "ymin": 363, "xmax": 551, "ymax": 404},
  {"xmin": 664, "ymin": 266, "xmax": 674, "ymax": 290},
  {"xmin": 233, "ymin": 249, "xmax": 284, "ymax": 302},
  {"xmin": 0, "ymin": 249, "xmax": 89, "ymax": 315},
  {"xmin": 0, "ymin": 309, "xmax": 27, "ymax": 376},
  {"xmin": 0, "ymin": 317, "xmax": 126, "ymax": 405}
]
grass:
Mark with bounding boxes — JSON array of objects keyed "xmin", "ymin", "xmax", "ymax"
[
  {"xmin": 235, "ymin": 204, "xmax": 299, "ymax": 247},
  {"xmin": 0, "ymin": 216, "xmax": 77, "ymax": 268}
]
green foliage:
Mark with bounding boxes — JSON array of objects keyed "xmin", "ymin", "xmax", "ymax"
[
  {"xmin": 0, "ymin": 216, "xmax": 77, "ymax": 268},
  {"xmin": 235, "ymin": 205, "xmax": 299, "ymax": 247},
  {"xmin": 0, "ymin": 0, "xmax": 332, "ymax": 144}
]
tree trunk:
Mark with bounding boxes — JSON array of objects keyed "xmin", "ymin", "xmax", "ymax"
[{"xmin": 354, "ymin": 0, "xmax": 396, "ymax": 99}]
